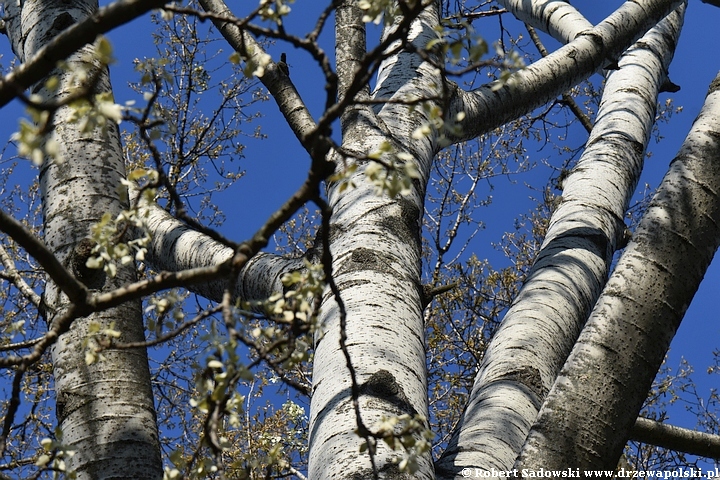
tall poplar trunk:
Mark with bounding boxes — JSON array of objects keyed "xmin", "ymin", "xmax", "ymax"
[
  {"xmin": 305, "ymin": 3, "xmax": 448, "ymax": 478},
  {"xmin": 4, "ymin": 1, "xmax": 162, "ymax": 478}
]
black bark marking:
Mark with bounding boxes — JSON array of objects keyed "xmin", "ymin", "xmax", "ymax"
[
  {"xmin": 71, "ymin": 238, "xmax": 105, "ymax": 290},
  {"xmin": 56, "ymin": 391, "xmax": 66, "ymax": 419},
  {"xmin": 327, "ymin": 222, "xmax": 344, "ymax": 244},
  {"xmin": 351, "ymin": 247, "xmax": 380, "ymax": 267},
  {"xmin": 364, "ymin": 369, "xmax": 399, "ymax": 397},
  {"xmin": 497, "ymin": 366, "xmax": 547, "ymax": 406},
  {"xmin": 55, "ymin": 389, "xmax": 92, "ymax": 420},
  {"xmin": 352, "ymin": 464, "xmax": 408, "ymax": 479},
  {"xmin": 361, "ymin": 369, "xmax": 418, "ymax": 417},
  {"xmin": 378, "ymin": 197, "xmax": 420, "ymax": 242},
  {"xmin": 50, "ymin": 12, "xmax": 75, "ymax": 36},
  {"xmin": 710, "ymin": 75, "xmax": 720, "ymax": 93},
  {"xmin": 341, "ymin": 247, "xmax": 396, "ymax": 276},
  {"xmin": 617, "ymin": 226, "xmax": 632, "ymax": 251},
  {"xmin": 578, "ymin": 30, "xmax": 604, "ymax": 50}
]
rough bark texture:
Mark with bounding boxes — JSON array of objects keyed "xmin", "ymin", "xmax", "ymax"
[
  {"xmin": 307, "ymin": 5, "xmax": 445, "ymax": 479},
  {"xmin": 4, "ymin": 1, "xmax": 162, "ymax": 478},
  {"xmin": 516, "ymin": 71, "xmax": 720, "ymax": 472},
  {"xmin": 435, "ymin": 6, "xmax": 685, "ymax": 476},
  {"xmin": 134, "ymin": 193, "xmax": 301, "ymax": 303},
  {"xmin": 335, "ymin": 0, "xmax": 368, "ymax": 105},
  {"xmin": 495, "ymin": 0, "xmax": 592, "ymax": 44}
]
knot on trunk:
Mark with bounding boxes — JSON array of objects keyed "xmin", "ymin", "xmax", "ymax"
[{"xmin": 71, "ymin": 238, "xmax": 105, "ymax": 290}]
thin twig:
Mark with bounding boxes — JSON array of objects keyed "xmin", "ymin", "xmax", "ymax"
[
  {"xmin": 525, "ymin": 23, "xmax": 593, "ymax": 133},
  {"xmin": 0, "ymin": 243, "xmax": 41, "ymax": 308}
]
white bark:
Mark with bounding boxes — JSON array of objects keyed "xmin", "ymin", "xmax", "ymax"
[
  {"xmin": 4, "ymin": 1, "xmax": 162, "ymax": 478},
  {"xmin": 517, "ymin": 70, "xmax": 720, "ymax": 471},
  {"xmin": 134, "ymin": 193, "xmax": 302, "ymax": 302},
  {"xmin": 307, "ymin": 5, "xmax": 445, "ymax": 479},
  {"xmin": 495, "ymin": 0, "xmax": 592, "ymax": 45},
  {"xmin": 335, "ymin": 0, "xmax": 369, "ymax": 105},
  {"xmin": 436, "ymin": 5, "xmax": 685, "ymax": 476}
]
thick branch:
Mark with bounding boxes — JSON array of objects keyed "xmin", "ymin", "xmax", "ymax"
[
  {"xmin": 450, "ymin": 0, "xmax": 684, "ymax": 143},
  {"xmin": 132, "ymin": 190, "xmax": 304, "ymax": 303},
  {"xmin": 631, "ymin": 417, "xmax": 720, "ymax": 459},
  {"xmin": 197, "ymin": 0, "xmax": 319, "ymax": 152},
  {"xmin": 0, "ymin": 0, "xmax": 169, "ymax": 105}
]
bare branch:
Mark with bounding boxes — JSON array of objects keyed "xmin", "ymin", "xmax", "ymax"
[
  {"xmin": 196, "ymin": 0, "xmax": 320, "ymax": 150},
  {"xmin": 631, "ymin": 417, "xmax": 720, "ymax": 459},
  {"xmin": 0, "ymin": 243, "xmax": 41, "ymax": 308},
  {"xmin": 525, "ymin": 23, "xmax": 593, "ymax": 134},
  {"xmin": 111, "ymin": 305, "xmax": 223, "ymax": 350},
  {"xmin": 0, "ymin": 210, "xmax": 87, "ymax": 306},
  {"xmin": 0, "ymin": 365, "xmax": 27, "ymax": 456}
]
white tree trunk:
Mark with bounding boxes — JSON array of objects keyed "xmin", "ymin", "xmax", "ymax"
[
  {"xmin": 4, "ymin": 1, "xmax": 162, "ymax": 478},
  {"xmin": 307, "ymin": 4, "xmax": 446, "ymax": 478},
  {"xmin": 517, "ymin": 69, "xmax": 720, "ymax": 472}
]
